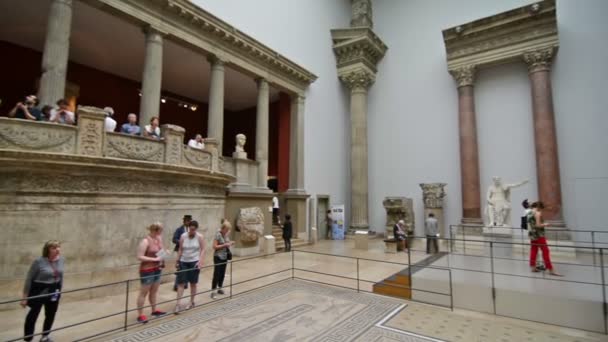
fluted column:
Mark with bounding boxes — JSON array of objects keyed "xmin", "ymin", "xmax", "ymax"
[
  {"xmin": 255, "ymin": 78, "xmax": 270, "ymax": 189},
  {"xmin": 207, "ymin": 56, "xmax": 225, "ymax": 153},
  {"xmin": 524, "ymin": 48, "xmax": 564, "ymax": 225},
  {"xmin": 287, "ymin": 95, "xmax": 305, "ymax": 192},
  {"xmin": 451, "ymin": 65, "xmax": 482, "ymax": 225},
  {"xmin": 38, "ymin": 0, "xmax": 73, "ymax": 106},
  {"xmin": 139, "ymin": 26, "xmax": 164, "ymax": 128},
  {"xmin": 341, "ymin": 71, "xmax": 374, "ymax": 232}
]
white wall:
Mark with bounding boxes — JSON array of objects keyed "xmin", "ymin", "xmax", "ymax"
[
  {"xmin": 370, "ymin": 0, "xmax": 608, "ymax": 235},
  {"xmin": 194, "ymin": 0, "xmax": 608, "ymax": 236},
  {"xmin": 193, "ymin": 0, "xmax": 353, "ymax": 228}
]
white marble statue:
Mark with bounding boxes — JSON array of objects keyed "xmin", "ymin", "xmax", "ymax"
[
  {"xmin": 235, "ymin": 134, "xmax": 246, "ymax": 153},
  {"xmin": 485, "ymin": 177, "xmax": 528, "ymax": 227}
]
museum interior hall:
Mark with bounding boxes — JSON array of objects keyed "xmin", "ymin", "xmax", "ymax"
[{"xmin": 0, "ymin": 0, "xmax": 607, "ymax": 341}]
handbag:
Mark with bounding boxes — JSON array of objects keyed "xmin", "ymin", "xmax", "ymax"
[{"xmin": 226, "ymin": 248, "xmax": 233, "ymax": 261}]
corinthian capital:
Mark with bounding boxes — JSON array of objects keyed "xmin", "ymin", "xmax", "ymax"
[
  {"xmin": 523, "ymin": 47, "xmax": 556, "ymax": 73},
  {"xmin": 339, "ymin": 70, "xmax": 375, "ymax": 90},
  {"xmin": 449, "ymin": 65, "xmax": 476, "ymax": 87}
]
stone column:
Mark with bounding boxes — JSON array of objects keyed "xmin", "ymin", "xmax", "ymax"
[
  {"xmin": 255, "ymin": 78, "xmax": 270, "ymax": 189},
  {"xmin": 450, "ymin": 65, "xmax": 482, "ymax": 225},
  {"xmin": 207, "ymin": 55, "xmax": 226, "ymax": 153},
  {"xmin": 38, "ymin": 0, "xmax": 73, "ymax": 106},
  {"xmin": 287, "ymin": 95, "xmax": 305, "ymax": 193},
  {"xmin": 342, "ymin": 71, "xmax": 373, "ymax": 232},
  {"xmin": 523, "ymin": 48, "xmax": 564, "ymax": 225},
  {"xmin": 139, "ymin": 26, "xmax": 164, "ymax": 128}
]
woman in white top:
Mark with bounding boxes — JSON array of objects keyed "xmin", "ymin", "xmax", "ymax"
[
  {"xmin": 188, "ymin": 134, "xmax": 205, "ymax": 149},
  {"xmin": 143, "ymin": 116, "xmax": 161, "ymax": 140},
  {"xmin": 175, "ymin": 220, "xmax": 205, "ymax": 313}
]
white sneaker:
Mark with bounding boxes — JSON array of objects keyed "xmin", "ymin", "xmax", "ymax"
[{"xmin": 210, "ymin": 291, "xmax": 216, "ymax": 299}]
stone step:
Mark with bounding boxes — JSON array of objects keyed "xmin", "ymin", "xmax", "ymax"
[{"xmin": 372, "ymin": 282, "xmax": 411, "ymax": 300}]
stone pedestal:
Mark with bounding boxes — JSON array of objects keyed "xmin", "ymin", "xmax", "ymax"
[
  {"xmin": 263, "ymin": 235, "xmax": 276, "ymax": 255},
  {"xmin": 310, "ymin": 227, "xmax": 318, "ymax": 244},
  {"xmin": 482, "ymin": 226, "xmax": 513, "ymax": 237},
  {"xmin": 384, "ymin": 240, "xmax": 397, "ymax": 253},
  {"xmin": 355, "ymin": 231, "xmax": 369, "ymax": 250},
  {"xmin": 232, "ymin": 243, "xmax": 260, "ymax": 257}
]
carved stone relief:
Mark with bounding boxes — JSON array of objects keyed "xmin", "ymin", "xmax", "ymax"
[
  {"xmin": 0, "ymin": 121, "xmax": 76, "ymax": 153},
  {"xmin": 183, "ymin": 148, "xmax": 212, "ymax": 169},
  {"xmin": 236, "ymin": 207, "xmax": 264, "ymax": 242},
  {"xmin": 350, "ymin": 0, "xmax": 373, "ymax": 28},
  {"xmin": 165, "ymin": 134, "xmax": 182, "ymax": 165},
  {"xmin": 419, "ymin": 183, "xmax": 447, "ymax": 209},
  {"xmin": 382, "ymin": 197, "xmax": 415, "ymax": 235},
  {"xmin": 77, "ymin": 120, "xmax": 103, "ymax": 156},
  {"xmin": 105, "ymin": 134, "xmax": 164, "ymax": 162}
]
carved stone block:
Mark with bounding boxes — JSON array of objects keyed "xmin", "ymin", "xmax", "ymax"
[
  {"xmin": 76, "ymin": 106, "xmax": 105, "ymax": 157},
  {"xmin": 419, "ymin": 183, "xmax": 447, "ymax": 209},
  {"xmin": 105, "ymin": 134, "xmax": 164, "ymax": 162},
  {"xmin": 0, "ymin": 118, "xmax": 76, "ymax": 153},
  {"xmin": 236, "ymin": 207, "xmax": 264, "ymax": 242},
  {"xmin": 183, "ymin": 148, "xmax": 212, "ymax": 169},
  {"xmin": 382, "ymin": 197, "xmax": 415, "ymax": 235}
]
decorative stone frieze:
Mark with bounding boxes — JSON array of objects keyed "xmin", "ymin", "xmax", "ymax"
[
  {"xmin": 450, "ymin": 65, "xmax": 476, "ymax": 87},
  {"xmin": 183, "ymin": 148, "xmax": 212, "ymax": 169},
  {"xmin": 0, "ymin": 118, "xmax": 76, "ymax": 153},
  {"xmin": 236, "ymin": 207, "xmax": 264, "ymax": 242},
  {"xmin": 105, "ymin": 134, "xmax": 164, "ymax": 162},
  {"xmin": 76, "ymin": 106, "xmax": 105, "ymax": 157},
  {"xmin": 523, "ymin": 47, "xmax": 555, "ymax": 73},
  {"xmin": 442, "ymin": 0, "xmax": 558, "ymax": 71}
]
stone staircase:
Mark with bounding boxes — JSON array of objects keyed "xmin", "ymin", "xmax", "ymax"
[{"xmin": 272, "ymin": 224, "xmax": 309, "ymax": 251}]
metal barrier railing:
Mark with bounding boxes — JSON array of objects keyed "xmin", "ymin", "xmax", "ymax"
[
  {"xmin": 1, "ymin": 251, "xmax": 292, "ymax": 342},
  {"xmin": 407, "ymin": 233, "xmax": 608, "ymax": 334}
]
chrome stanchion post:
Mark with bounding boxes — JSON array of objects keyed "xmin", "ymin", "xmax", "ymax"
[
  {"xmin": 592, "ymin": 232, "xmax": 597, "ymax": 266},
  {"xmin": 229, "ymin": 261, "xmax": 233, "ymax": 299},
  {"xmin": 291, "ymin": 250, "xmax": 295, "ymax": 280},
  {"xmin": 463, "ymin": 225, "xmax": 467, "ymax": 255},
  {"xmin": 356, "ymin": 258, "xmax": 360, "ymax": 293},
  {"xmin": 490, "ymin": 241, "xmax": 496, "ymax": 315},
  {"xmin": 600, "ymin": 248, "xmax": 607, "ymax": 334},
  {"xmin": 124, "ymin": 280, "xmax": 129, "ymax": 331},
  {"xmin": 449, "ymin": 269, "xmax": 454, "ymax": 311}
]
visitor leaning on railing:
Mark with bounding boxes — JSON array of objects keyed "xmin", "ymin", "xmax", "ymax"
[
  {"xmin": 120, "ymin": 113, "xmax": 141, "ymax": 135},
  {"xmin": 143, "ymin": 116, "xmax": 162, "ymax": 140},
  {"xmin": 21, "ymin": 240, "xmax": 64, "ymax": 342},
  {"xmin": 7, "ymin": 95, "xmax": 43, "ymax": 121},
  {"xmin": 49, "ymin": 99, "xmax": 75, "ymax": 125}
]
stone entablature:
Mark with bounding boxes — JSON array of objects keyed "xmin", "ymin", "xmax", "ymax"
[
  {"xmin": 442, "ymin": 0, "xmax": 558, "ymax": 71},
  {"xmin": 0, "ymin": 106, "xmax": 229, "ymax": 178},
  {"xmin": 87, "ymin": 0, "xmax": 316, "ymax": 94},
  {"xmin": 331, "ymin": 28, "xmax": 387, "ymax": 74}
]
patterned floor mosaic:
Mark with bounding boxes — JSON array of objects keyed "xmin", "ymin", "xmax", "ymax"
[{"xmin": 104, "ymin": 279, "xmax": 435, "ymax": 342}]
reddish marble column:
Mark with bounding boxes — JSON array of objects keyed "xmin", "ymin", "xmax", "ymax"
[
  {"xmin": 524, "ymin": 48, "xmax": 564, "ymax": 225},
  {"xmin": 451, "ymin": 65, "xmax": 482, "ymax": 224}
]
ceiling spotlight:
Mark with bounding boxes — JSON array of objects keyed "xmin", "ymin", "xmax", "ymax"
[
  {"xmin": 190, "ymin": 105, "xmax": 198, "ymax": 111},
  {"xmin": 161, "ymin": 98, "xmax": 166, "ymax": 103}
]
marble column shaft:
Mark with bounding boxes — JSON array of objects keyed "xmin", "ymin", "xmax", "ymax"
[
  {"xmin": 139, "ymin": 27, "xmax": 164, "ymax": 128},
  {"xmin": 255, "ymin": 79, "xmax": 270, "ymax": 188},
  {"xmin": 452, "ymin": 66, "xmax": 482, "ymax": 224},
  {"xmin": 350, "ymin": 85, "xmax": 369, "ymax": 230},
  {"xmin": 38, "ymin": 0, "xmax": 73, "ymax": 106},
  {"xmin": 524, "ymin": 48, "xmax": 564, "ymax": 224},
  {"xmin": 207, "ymin": 56, "xmax": 225, "ymax": 153},
  {"xmin": 288, "ymin": 95, "xmax": 305, "ymax": 192}
]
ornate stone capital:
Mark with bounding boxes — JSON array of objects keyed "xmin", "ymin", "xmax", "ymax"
[
  {"xmin": 207, "ymin": 54, "xmax": 226, "ymax": 67},
  {"xmin": 350, "ymin": 0, "xmax": 373, "ymax": 28},
  {"xmin": 420, "ymin": 183, "xmax": 447, "ymax": 209},
  {"xmin": 450, "ymin": 65, "xmax": 476, "ymax": 87},
  {"xmin": 142, "ymin": 25, "xmax": 167, "ymax": 43},
  {"xmin": 339, "ymin": 70, "xmax": 375, "ymax": 90},
  {"xmin": 523, "ymin": 47, "xmax": 555, "ymax": 73}
]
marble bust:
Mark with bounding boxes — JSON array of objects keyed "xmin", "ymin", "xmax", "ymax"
[
  {"xmin": 485, "ymin": 177, "xmax": 528, "ymax": 227},
  {"xmin": 233, "ymin": 133, "xmax": 247, "ymax": 159}
]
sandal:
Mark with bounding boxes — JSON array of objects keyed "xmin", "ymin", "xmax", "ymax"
[{"xmin": 187, "ymin": 301, "xmax": 195, "ymax": 310}]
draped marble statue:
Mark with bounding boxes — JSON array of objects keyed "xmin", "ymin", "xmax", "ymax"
[{"xmin": 485, "ymin": 177, "xmax": 528, "ymax": 227}]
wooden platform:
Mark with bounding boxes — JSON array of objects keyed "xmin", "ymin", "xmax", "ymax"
[{"xmin": 373, "ymin": 252, "xmax": 447, "ymax": 300}]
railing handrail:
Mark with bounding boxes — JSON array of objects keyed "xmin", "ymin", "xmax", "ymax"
[{"xmin": 450, "ymin": 224, "xmax": 608, "ymax": 235}]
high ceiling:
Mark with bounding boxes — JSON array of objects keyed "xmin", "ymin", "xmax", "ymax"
[{"xmin": 0, "ymin": 0, "xmax": 277, "ymax": 111}]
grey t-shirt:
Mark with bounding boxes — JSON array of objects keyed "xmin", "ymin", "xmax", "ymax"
[
  {"xmin": 425, "ymin": 217, "xmax": 439, "ymax": 236},
  {"xmin": 214, "ymin": 231, "xmax": 230, "ymax": 260},
  {"xmin": 23, "ymin": 256, "xmax": 64, "ymax": 295}
]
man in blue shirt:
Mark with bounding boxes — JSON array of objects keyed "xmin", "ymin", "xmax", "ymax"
[
  {"xmin": 120, "ymin": 113, "xmax": 141, "ymax": 135},
  {"xmin": 8, "ymin": 95, "xmax": 42, "ymax": 121}
]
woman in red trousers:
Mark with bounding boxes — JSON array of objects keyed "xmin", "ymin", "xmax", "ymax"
[{"xmin": 528, "ymin": 201, "xmax": 561, "ymax": 276}]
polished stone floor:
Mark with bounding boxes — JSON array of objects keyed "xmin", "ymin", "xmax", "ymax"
[{"xmin": 1, "ymin": 238, "xmax": 607, "ymax": 341}]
